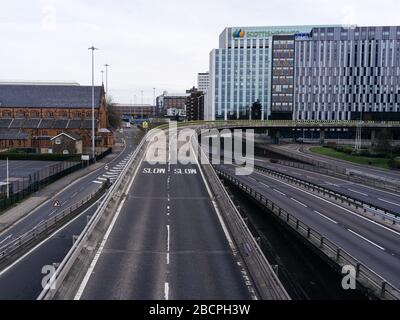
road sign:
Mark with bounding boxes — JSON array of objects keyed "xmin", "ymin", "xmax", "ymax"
[
  {"xmin": 142, "ymin": 121, "xmax": 149, "ymax": 129},
  {"xmin": 81, "ymin": 155, "xmax": 90, "ymax": 161},
  {"xmin": 105, "ymin": 165, "xmax": 109, "ymax": 171},
  {"xmin": 54, "ymin": 200, "xmax": 61, "ymax": 207}
]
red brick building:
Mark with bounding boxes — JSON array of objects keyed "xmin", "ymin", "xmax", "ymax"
[{"xmin": 0, "ymin": 82, "xmax": 113, "ymax": 153}]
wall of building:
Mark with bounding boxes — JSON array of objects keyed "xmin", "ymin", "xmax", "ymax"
[{"xmin": 294, "ymin": 26, "xmax": 400, "ymax": 121}]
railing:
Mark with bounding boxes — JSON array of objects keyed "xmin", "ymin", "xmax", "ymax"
[
  {"xmin": 37, "ymin": 130, "xmax": 150, "ymax": 300},
  {"xmin": 259, "ymin": 144, "xmax": 400, "ymax": 192},
  {"xmin": 192, "ymin": 132, "xmax": 290, "ymax": 300},
  {"xmin": 0, "ymin": 182, "xmax": 109, "ymax": 270},
  {"xmin": 216, "ymin": 169, "xmax": 400, "ymax": 300},
  {"xmin": 253, "ymin": 164, "xmax": 400, "ymax": 225}
]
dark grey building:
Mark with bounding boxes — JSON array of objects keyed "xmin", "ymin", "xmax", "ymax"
[{"xmin": 294, "ymin": 26, "xmax": 400, "ymax": 121}]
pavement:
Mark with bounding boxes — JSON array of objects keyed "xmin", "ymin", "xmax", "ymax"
[{"xmin": 216, "ymin": 163, "xmax": 400, "ymax": 288}]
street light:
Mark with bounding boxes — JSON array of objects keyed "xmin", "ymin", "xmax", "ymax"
[
  {"xmin": 101, "ymin": 70, "xmax": 104, "ymax": 86},
  {"xmin": 89, "ymin": 46, "xmax": 98, "ymax": 162},
  {"xmin": 104, "ymin": 64, "xmax": 110, "ymax": 94}
]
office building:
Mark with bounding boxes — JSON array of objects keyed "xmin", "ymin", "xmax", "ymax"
[
  {"xmin": 186, "ymin": 87, "xmax": 205, "ymax": 121},
  {"xmin": 197, "ymin": 72, "xmax": 209, "ymax": 93},
  {"xmin": 156, "ymin": 91, "xmax": 189, "ymax": 118},
  {"xmin": 294, "ymin": 26, "xmax": 400, "ymax": 121},
  {"xmin": 114, "ymin": 103, "xmax": 155, "ymax": 119},
  {"xmin": 207, "ymin": 25, "xmax": 331, "ymax": 120}
]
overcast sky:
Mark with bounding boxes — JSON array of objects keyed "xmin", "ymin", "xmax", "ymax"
[{"xmin": 1, "ymin": 0, "xmax": 399, "ymax": 104}]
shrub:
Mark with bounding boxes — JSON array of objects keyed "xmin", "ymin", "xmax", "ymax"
[{"xmin": 388, "ymin": 157, "xmax": 400, "ymax": 169}]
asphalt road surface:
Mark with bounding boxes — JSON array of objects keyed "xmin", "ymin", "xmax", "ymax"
[
  {"xmin": 254, "ymin": 158, "xmax": 400, "ymax": 215},
  {"xmin": 0, "ymin": 128, "xmax": 141, "ymax": 299},
  {"xmin": 277, "ymin": 144, "xmax": 400, "ymax": 182},
  {"xmin": 77, "ymin": 133, "xmax": 251, "ymax": 300}
]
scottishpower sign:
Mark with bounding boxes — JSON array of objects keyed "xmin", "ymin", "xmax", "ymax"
[{"xmin": 232, "ymin": 28, "xmax": 304, "ymax": 38}]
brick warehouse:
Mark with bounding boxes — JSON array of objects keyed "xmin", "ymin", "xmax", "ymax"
[{"xmin": 0, "ymin": 82, "xmax": 113, "ymax": 153}]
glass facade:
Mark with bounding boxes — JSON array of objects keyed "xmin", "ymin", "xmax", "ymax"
[{"xmin": 207, "ymin": 26, "xmax": 330, "ymax": 120}]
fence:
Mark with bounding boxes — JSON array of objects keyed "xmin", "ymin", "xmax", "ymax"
[
  {"xmin": 0, "ymin": 147, "xmax": 112, "ymax": 212},
  {"xmin": 216, "ymin": 168, "xmax": 400, "ymax": 300}
]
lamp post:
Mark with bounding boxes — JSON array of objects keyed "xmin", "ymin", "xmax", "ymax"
[
  {"xmin": 6, "ymin": 157, "xmax": 9, "ymax": 199},
  {"xmin": 104, "ymin": 64, "xmax": 110, "ymax": 94},
  {"xmin": 89, "ymin": 46, "xmax": 98, "ymax": 162}
]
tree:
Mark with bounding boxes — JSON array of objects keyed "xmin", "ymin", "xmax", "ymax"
[
  {"xmin": 251, "ymin": 100, "xmax": 262, "ymax": 120},
  {"xmin": 105, "ymin": 96, "xmax": 121, "ymax": 129}
]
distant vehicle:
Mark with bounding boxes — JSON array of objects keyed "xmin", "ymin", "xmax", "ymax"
[{"xmin": 124, "ymin": 122, "xmax": 131, "ymax": 128}]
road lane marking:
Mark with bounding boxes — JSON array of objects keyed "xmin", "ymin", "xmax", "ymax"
[
  {"xmin": 291, "ymin": 198, "xmax": 307, "ymax": 208},
  {"xmin": 93, "ymin": 181, "xmax": 103, "ymax": 184},
  {"xmin": 164, "ymin": 282, "xmax": 169, "ymax": 300},
  {"xmin": 74, "ymin": 154, "xmax": 140, "ymax": 300},
  {"xmin": 273, "ymin": 189, "xmax": 286, "ymax": 196},
  {"xmin": 0, "ymin": 199, "xmax": 104, "ymax": 279},
  {"xmin": 97, "ymin": 177, "xmax": 107, "ymax": 181},
  {"xmin": 71, "ymin": 192, "xmax": 78, "ymax": 199},
  {"xmin": 48, "ymin": 210, "xmax": 57, "ymax": 217},
  {"xmin": 260, "ymin": 182, "xmax": 269, "ymax": 188},
  {"xmin": 378, "ymin": 198, "xmax": 400, "ymax": 207},
  {"xmin": 0, "ymin": 234, "xmax": 12, "ymax": 246},
  {"xmin": 166, "ymin": 225, "xmax": 170, "ymax": 253},
  {"xmin": 348, "ymin": 229, "xmax": 386, "ymax": 251},
  {"xmin": 347, "ymin": 189, "xmax": 368, "ymax": 197},
  {"xmin": 255, "ymin": 172, "xmax": 400, "ymax": 237},
  {"xmin": 313, "ymin": 210, "xmax": 338, "ymax": 224}
]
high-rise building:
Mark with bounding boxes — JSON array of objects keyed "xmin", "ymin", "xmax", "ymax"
[
  {"xmin": 197, "ymin": 72, "xmax": 209, "ymax": 93},
  {"xmin": 186, "ymin": 87, "xmax": 205, "ymax": 121},
  {"xmin": 207, "ymin": 25, "xmax": 332, "ymax": 120},
  {"xmin": 294, "ymin": 26, "xmax": 400, "ymax": 121}
]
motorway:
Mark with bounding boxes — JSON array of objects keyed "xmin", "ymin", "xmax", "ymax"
[
  {"xmin": 254, "ymin": 158, "xmax": 400, "ymax": 215},
  {"xmin": 216, "ymin": 163, "xmax": 400, "ymax": 288},
  {"xmin": 0, "ymin": 128, "xmax": 140, "ymax": 299},
  {"xmin": 76, "ymin": 134, "xmax": 252, "ymax": 300},
  {"xmin": 275, "ymin": 144, "xmax": 400, "ymax": 182}
]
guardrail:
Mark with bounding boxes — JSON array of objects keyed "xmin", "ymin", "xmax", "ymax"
[
  {"xmin": 37, "ymin": 130, "xmax": 150, "ymax": 300},
  {"xmin": 253, "ymin": 164, "xmax": 400, "ymax": 226},
  {"xmin": 259, "ymin": 144, "xmax": 400, "ymax": 192},
  {"xmin": 192, "ymin": 132, "xmax": 290, "ymax": 300},
  {"xmin": 216, "ymin": 168, "xmax": 400, "ymax": 300},
  {"xmin": 0, "ymin": 182, "xmax": 109, "ymax": 271}
]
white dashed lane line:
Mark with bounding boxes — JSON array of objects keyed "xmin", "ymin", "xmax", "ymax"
[
  {"xmin": 347, "ymin": 188, "xmax": 369, "ymax": 197},
  {"xmin": 378, "ymin": 198, "xmax": 400, "ymax": 206},
  {"xmin": 273, "ymin": 189, "xmax": 286, "ymax": 196},
  {"xmin": 348, "ymin": 229, "xmax": 386, "ymax": 251},
  {"xmin": 313, "ymin": 210, "xmax": 338, "ymax": 224},
  {"xmin": 290, "ymin": 198, "xmax": 308, "ymax": 208}
]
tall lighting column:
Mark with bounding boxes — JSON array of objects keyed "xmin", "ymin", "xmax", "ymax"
[{"xmin": 89, "ymin": 46, "xmax": 98, "ymax": 162}]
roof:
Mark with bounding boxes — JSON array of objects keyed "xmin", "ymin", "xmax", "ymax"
[
  {"xmin": 0, "ymin": 118, "xmax": 97, "ymax": 129},
  {"xmin": 0, "ymin": 84, "xmax": 103, "ymax": 109},
  {"xmin": 51, "ymin": 132, "xmax": 82, "ymax": 141},
  {"xmin": 0, "ymin": 129, "xmax": 29, "ymax": 140}
]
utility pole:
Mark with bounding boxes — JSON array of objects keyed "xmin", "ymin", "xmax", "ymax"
[
  {"xmin": 104, "ymin": 64, "xmax": 110, "ymax": 94},
  {"xmin": 6, "ymin": 157, "xmax": 9, "ymax": 199},
  {"xmin": 101, "ymin": 70, "xmax": 104, "ymax": 86},
  {"xmin": 89, "ymin": 46, "xmax": 98, "ymax": 162}
]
